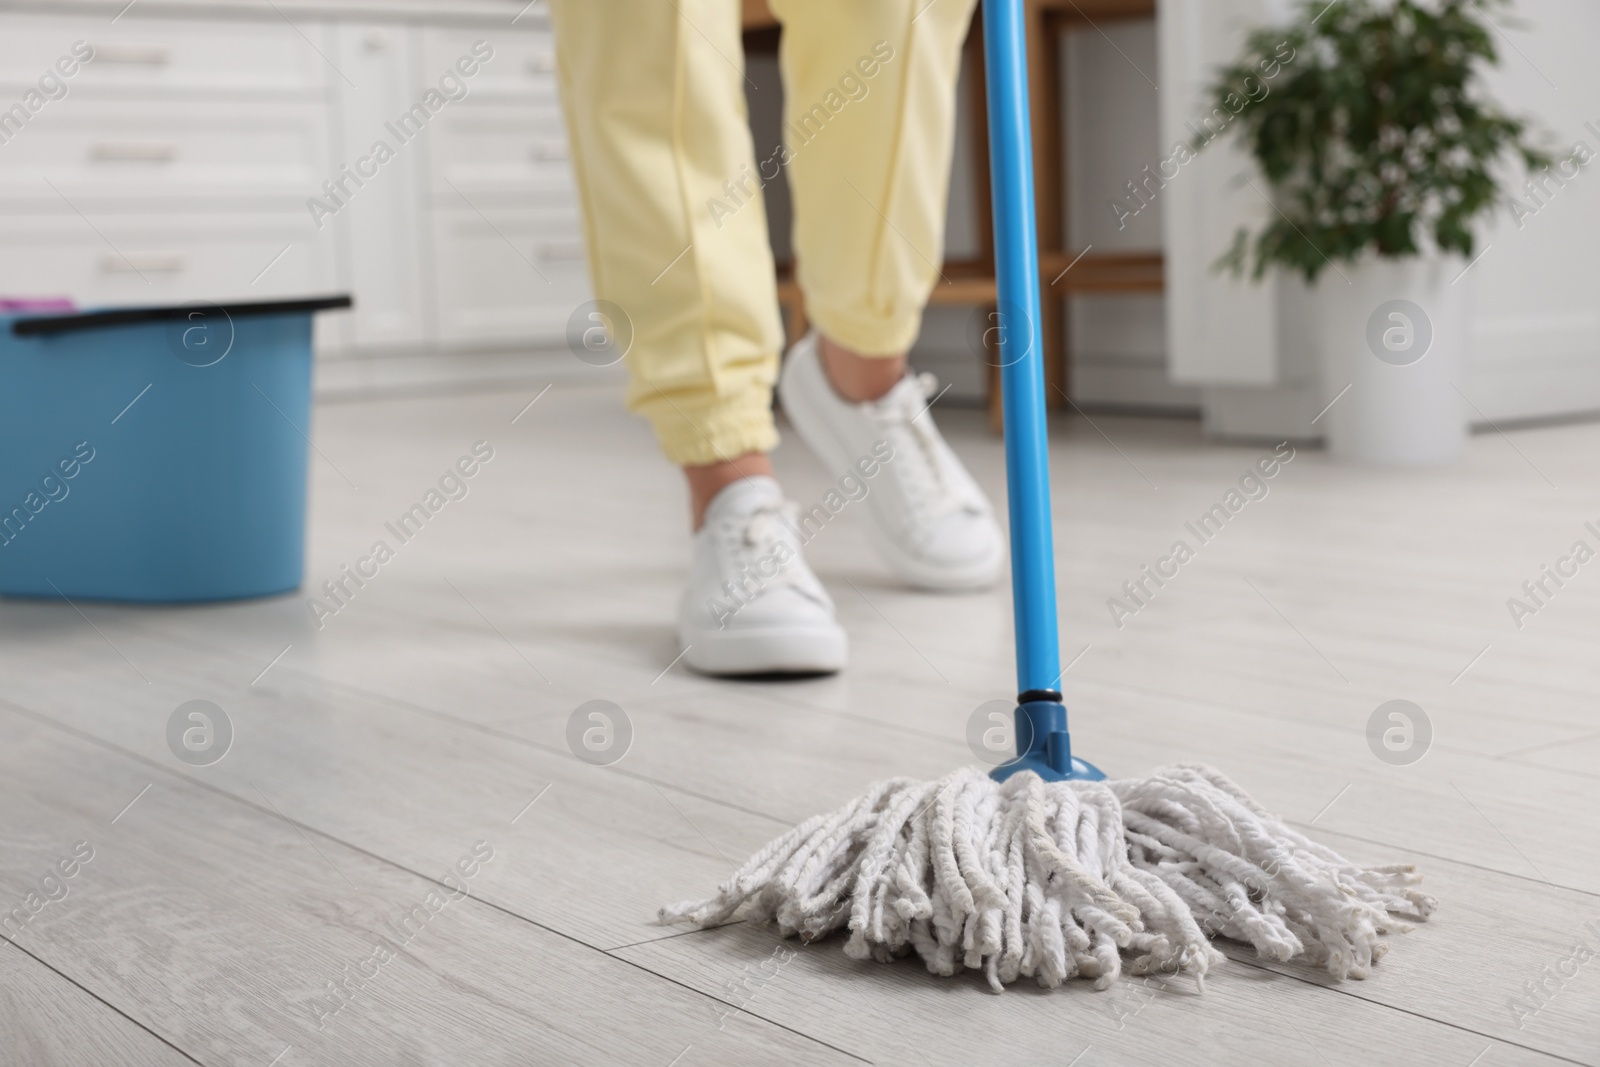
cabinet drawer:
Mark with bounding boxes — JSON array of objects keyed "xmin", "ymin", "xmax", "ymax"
[
  {"xmin": 0, "ymin": 212, "xmax": 336, "ymax": 308},
  {"xmin": 0, "ymin": 14, "xmax": 328, "ymax": 97},
  {"xmin": 430, "ymin": 206, "xmax": 589, "ymax": 346},
  {"xmin": 419, "ymin": 26, "xmax": 557, "ymax": 105},
  {"xmin": 0, "ymin": 100, "xmax": 329, "ymax": 206},
  {"xmin": 427, "ymin": 102, "xmax": 574, "ymax": 201}
]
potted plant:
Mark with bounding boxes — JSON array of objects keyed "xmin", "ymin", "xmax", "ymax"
[{"xmin": 1203, "ymin": 0, "xmax": 1550, "ymax": 464}]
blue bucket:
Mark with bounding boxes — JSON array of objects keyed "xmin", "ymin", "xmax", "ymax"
[{"xmin": 0, "ymin": 296, "xmax": 351, "ymax": 603}]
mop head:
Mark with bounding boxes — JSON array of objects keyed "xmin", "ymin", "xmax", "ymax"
[{"xmin": 659, "ymin": 764, "xmax": 1433, "ymax": 992}]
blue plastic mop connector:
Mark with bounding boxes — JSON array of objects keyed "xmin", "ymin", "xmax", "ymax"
[{"xmin": 990, "ymin": 698, "xmax": 1105, "ymax": 783}]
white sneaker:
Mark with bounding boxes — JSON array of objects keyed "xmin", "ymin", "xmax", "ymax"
[
  {"xmin": 777, "ymin": 332, "xmax": 1006, "ymax": 591},
  {"xmin": 677, "ymin": 476, "xmax": 848, "ymax": 676}
]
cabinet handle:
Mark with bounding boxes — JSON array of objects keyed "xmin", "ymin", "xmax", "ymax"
[
  {"xmin": 91, "ymin": 44, "xmax": 172, "ymax": 66},
  {"xmin": 90, "ymin": 142, "xmax": 178, "ymax": 163},
  {"xmin": 101, "ymin": 253, "xmax": 185, "ymax": 273}
]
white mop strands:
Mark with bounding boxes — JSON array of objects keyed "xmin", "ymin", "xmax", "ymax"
[{"xmin": 659, "ymin": 764, "xmax": 1434, "ymax": 992}]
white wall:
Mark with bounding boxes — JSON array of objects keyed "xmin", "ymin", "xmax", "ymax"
[
  {"xmin": 1465, "ymin": 0, "xmax": 1600, "ymax": 423},
  {"xmin": 1064, "ymin": 17, "xmax": 1198, "ymax": 412}
]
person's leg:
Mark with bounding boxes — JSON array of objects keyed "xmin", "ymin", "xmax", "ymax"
[
  {"xmin": 770, "ymin": 0, "xmax": 976, "ymax": 369},
  {"xmin": 683, "ymin": 452, "xmax": 774, "ymax": 529},
  {"xmin": 770, "ymin": 0, "xmax": 1004, "ymax": 591},
  {"xmin": 549, "ymin": 0, "xmax": 782, "ymax": 522},
  {"xmin": 550, "ymin": 0, "xmax": 845, "ymax": 672},
  {"xmin": 818, "ymin": 336, "xmax": 906, "ymax": 403}
]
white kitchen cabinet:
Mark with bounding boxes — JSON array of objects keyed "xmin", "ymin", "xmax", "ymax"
[
  {"xmin": 425, "ymin": 101, "xmax": 574, "ymax": 205},
  {"xmin": 418, "ymin": 21, "xmax": 583, "ymax": 347},
  {"xmin": 0, "ymin": 99, "xmax": 331, "ymax": 207},
  {"xmin": 430, "ymin": 204, "xmax": 588, "ymax": 347},
  {"xmin": 0, "ymin": 210, "xmax": 334, "ymax": 304},
  {"xmin": 324, "ymin": 21, "xmax": 433, "ymax": 352},
  {"xmin": 419, "ymin": 25, "xmax": 559, "ymax": 106},
  {"xmin": 0, "ymin": 12, "xmax": 328, "ymax": 97},
  {"xmin": 0, "ymin": 0, "xmax": 589, "ymax": 391}
]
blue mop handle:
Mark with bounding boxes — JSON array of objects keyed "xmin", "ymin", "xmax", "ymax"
[{"xmin": 981, "ymin": 0, "xmax": 1059, "ymax": 696}]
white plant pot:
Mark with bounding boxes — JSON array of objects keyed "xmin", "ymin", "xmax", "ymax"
[{"xmin": 1313, "ymin": 255, "xmax": 1468, "ymax": 465}]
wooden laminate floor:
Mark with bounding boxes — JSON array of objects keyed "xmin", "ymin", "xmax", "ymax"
[{"xmin": 3, "ymin": 380, "xmax": 1598, "ymax": 1066}]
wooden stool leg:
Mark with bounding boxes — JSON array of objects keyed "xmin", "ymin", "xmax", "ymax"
[
  {"xmin": 984, "ymin": 302, "xmax": 1005, "ymax": 433},
  {"xmin": 791, "ymin": 299, "xmax": 807, "ymax": 346},
  {"xmin": 775, "ymin": 280, "xmax": 808, "ymax": 351},
  {"xmin": 1042, "ymin": 293, "xmax": 1065, "ymax": 407}
]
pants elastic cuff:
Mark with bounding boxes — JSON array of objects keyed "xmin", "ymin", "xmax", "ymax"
[
  {"xmin": 645, "ymin": 394, "xmax": 780, "ymax": 467},
  {"xmin": 804, "ymin": 301, "xmax": 923, "ymax": 357}
]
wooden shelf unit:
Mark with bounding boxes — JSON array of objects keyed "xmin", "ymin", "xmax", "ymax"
[{"xmin": 747, "ymin": 0, "xmax": 1160, "ymax": 426}]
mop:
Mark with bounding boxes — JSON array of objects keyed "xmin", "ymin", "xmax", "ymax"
[{"xmin": 660, "ymin": 0, "xmax": 1433, "ymax": 991}]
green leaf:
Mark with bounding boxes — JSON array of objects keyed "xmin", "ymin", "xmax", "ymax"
[{"xmin": 1196, "ymin": 0, "xmax": 1552, "ymax": 278}]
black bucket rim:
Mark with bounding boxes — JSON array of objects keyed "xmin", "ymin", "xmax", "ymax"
[{"xmin": 10, "ymin": 295, "xmax": 353, "ymax": 338}]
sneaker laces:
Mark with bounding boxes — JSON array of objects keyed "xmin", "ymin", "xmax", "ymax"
[
  {"xmin": 716, "ymin": 499, "xmax": 816, "ymax": 600},
  {"xmin": 869, "ymin": 372, "xmax": 979, "ymax": 523}
]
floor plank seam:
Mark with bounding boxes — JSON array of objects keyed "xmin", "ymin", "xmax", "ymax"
[
  {"xmin": 14, "ymin": 622, "xmax": 1596, "ymax": 913},
  {"xmin": 1283, "ymin": 821, "xmax": 1600, "ymax": 901},
  {"xmin": 728, "ymin": 682, "xmax": 987, "ymax": 749},
  {"xmin": 606, "ymin": 920, "xmax": 749, "ymax": 953},
  {"xmin": 1070, "ymin": 671, "xmax": 1600, "ymax": 785},
  {"xmin": 147, "ymin": 595, "xmax": 1600, "ymax": 798},
  {"xmin": 151, "ymin": 622, "xmax": 1600, "ymax": 898},
  {"xmin": 596, "ymin": 946, "xmax": 875, "ymax": 1065},
  {"xmin": 2, "ymin": 937, "xmax": 209, "ymax": 1067},
  {"xmin": 1222, "ymin": 952, "xmax": 1599, "ymax": 1067},
  {"xmin": 0, "ymin": 696, "xmax": 871, "ymax": 1063},
  {"xmin": 125, "ymin": 622, "xmax": 805, "ymax": 829}
]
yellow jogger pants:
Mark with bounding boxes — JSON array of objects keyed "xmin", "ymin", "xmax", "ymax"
[{"xmin": 549, "ymin": 0, "xmax": 978, "ymax": 466}]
